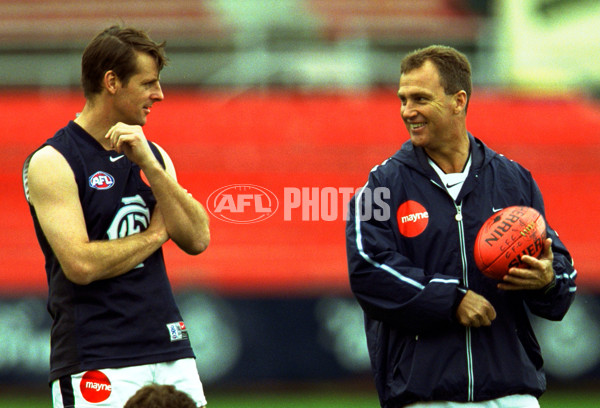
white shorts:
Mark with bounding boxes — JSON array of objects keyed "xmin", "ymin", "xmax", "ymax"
[
  {"xmin": 51, "ymin": 358, "xmax": 206, "ymax": 408},
  {"xmin": 405, "ymin": 394, "xmax": 540, "ymax": 408}
]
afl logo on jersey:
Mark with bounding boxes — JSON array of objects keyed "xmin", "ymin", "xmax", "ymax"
[{"xmin": 89, "ymin": 171, "xmax": 115, "ymax": 190}]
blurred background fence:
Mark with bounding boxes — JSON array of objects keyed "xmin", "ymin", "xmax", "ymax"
[
  {"xmin": 1, "ymin": 0, "xmax": 600, "ymax": 400},
  {"xmin": 2, "ymin": 0, "xmax": 598, "ymax": 92}
]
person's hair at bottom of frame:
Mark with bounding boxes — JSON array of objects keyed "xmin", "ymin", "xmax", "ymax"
[{"xmin": 123, "ymin": 383, "xmax": 198, "ymax": 408}]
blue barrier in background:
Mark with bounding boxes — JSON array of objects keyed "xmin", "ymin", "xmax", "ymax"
[{"xmin": 0, "ymin": 293, "xmax": 598, "ymax": 387}]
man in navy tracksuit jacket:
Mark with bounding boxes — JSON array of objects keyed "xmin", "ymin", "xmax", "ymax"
[{"xmin": 346, "ymin": 46, "xmax": 576, "ymax": 408}]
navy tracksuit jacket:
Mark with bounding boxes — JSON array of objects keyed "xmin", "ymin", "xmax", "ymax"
[{"xmin": 346, "ymin": 134, "xmax": 577, "ymax": 407}]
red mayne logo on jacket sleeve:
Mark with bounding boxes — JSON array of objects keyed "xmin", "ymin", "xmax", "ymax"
[{"xmin": 397, "ymin": 200, "xmax": 429, "ymax": 237}]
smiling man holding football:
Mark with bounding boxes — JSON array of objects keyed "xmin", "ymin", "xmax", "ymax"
[
  {"xmin": 23, "ymin": 26, "xmax": 210, "ymax": 408},
  {"xmin": 346, "ymin": 45, "xmax": 577, "ymax": 408}
]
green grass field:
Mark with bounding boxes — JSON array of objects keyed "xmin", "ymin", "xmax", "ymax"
[{"xmin": 1, "ymin": 386, "xmax": 599, "ymax": 407}]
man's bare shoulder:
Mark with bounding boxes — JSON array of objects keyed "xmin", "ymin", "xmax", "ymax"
[{"xmin": 26, "ymin": 145, "xmax": 76, "ymax": 205}]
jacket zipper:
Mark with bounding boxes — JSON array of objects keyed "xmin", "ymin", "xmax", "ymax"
[
  {"xmin": 431, "ymin": 179, "xmax": 476, "ymax": 401},
  {"xmin": 454, "ymin": 202, "xmax": 475, "ymax": 401}
]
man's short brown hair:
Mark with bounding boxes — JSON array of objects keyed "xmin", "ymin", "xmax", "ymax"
[
  {"xmin": 81, "ymin": 25, "xmax": 168, "ymax": 99},
  {"xmin": 400, "ymin": 45, "xmax": 472, "ymax": 112},
  {"xmin": 124, "ymin": 384, "xmax": 197, "ymax": 408}
]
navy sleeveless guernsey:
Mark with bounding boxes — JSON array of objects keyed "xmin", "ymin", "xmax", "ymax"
[{"xmin": 24, "ymin": 121, "xmax": 195, "ymax": 383}]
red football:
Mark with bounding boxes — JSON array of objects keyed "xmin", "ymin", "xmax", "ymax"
[{"xmin": 474, "ymin": 206, "xmax": 547, "ymax": 279}]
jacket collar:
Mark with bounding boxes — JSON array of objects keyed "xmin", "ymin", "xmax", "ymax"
[
  {"xmin": 392, "ymin": 133, "xmax": 494, "ymax": 172},
  {"xmin": 391, "ymin": 133, "xmax": 498, "ymax": 200}
]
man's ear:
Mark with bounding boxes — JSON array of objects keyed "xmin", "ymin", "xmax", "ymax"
[
  {"xmin": 454, "ymin": 90, "xmax": 467, "ymax": 114},
  {"xmin": 103, "ymin": 71, "xmax": 119, "ymax": 95}
]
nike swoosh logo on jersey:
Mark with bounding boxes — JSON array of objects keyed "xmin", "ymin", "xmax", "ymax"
[
  {"xmin": 446, "ymin": 181, "xmax": 462, "ymax": 188},
  {"xmin": 492, "ymin": 207, "xmax": 503, "ymax": 213},
  {"xmin": 109, "ymin": 155, "xmax": 125, "ymax": 162}
]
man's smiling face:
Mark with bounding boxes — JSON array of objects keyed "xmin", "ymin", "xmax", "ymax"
[{"xmin": 398, "ymin": 60, "xmax": 460, "ymax": 151}]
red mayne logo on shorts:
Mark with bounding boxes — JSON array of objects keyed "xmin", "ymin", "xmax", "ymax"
[
  {"xmin": 80, "ymin": 370, "xmax": 112, "ymax": 403},
  {"xmin": 206, "ymin": 184, "xmax": 279, "ymax": 224},
  {"xmin": 397, "ymin": 200, "xmax": 429, "ymax": 237}
]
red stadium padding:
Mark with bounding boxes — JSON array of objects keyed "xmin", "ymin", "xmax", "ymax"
[{"xmin": 2, "ymin": 89, "xmax": 599, "ymax": 295}]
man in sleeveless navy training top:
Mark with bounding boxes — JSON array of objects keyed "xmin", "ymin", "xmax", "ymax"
[{"xmin": 23, "ymin": 26, "xmax": 211, "ymax": 408}]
